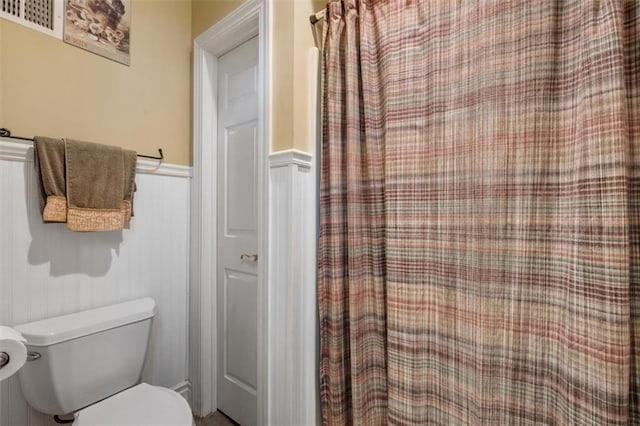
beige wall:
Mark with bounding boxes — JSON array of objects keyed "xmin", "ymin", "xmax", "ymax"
[
  {"xmin": 291, "ymin": 0, "xmax": 324, "ymax": 152},
  {"xmin": 0, "ymin": 0, "xmax": 322, "ymax": 165},
  {"xmin": 272, "ymin": 0, "xmax": 324, "ymax": 153},
  {"xmin": 271, "ymin": 0, "xmax": 295, "ymax": 152},
  {"xmin": 0, "ymin": 1, "xmax": 192, "ymax": 165},
  {"xmin": 192, "ymin": 0, "xmax": 243, "ymax": 38}
]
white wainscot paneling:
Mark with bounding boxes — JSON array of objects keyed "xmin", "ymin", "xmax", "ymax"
[
  {"xmin": 0, "ymin": 141, "xmax": 191, "ymax": 426},
  {"xmin": 268, "ymin": 149, "xmax": 318, "ymax": 426}
]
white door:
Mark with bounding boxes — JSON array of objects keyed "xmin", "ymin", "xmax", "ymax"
[{"xmin": 217, "ymin": 36, "xmax": 259, "ymax": 426}]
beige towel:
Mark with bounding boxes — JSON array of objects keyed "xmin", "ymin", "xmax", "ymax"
[{"xmin": 33, "ymin": 137, "xmax": 68, "ymax": 222}]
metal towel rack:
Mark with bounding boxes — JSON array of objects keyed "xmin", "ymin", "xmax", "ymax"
[
  {"xmin": 0, "ymin": 128, "xmax": 164, "ymax": 161},
  {"xmin": 0, "ymin": 351, "xmax": 9, "ymax": 369},
  {"xmin": 0, "ymin": 350, "xmax": 41, "ymax": 371}
]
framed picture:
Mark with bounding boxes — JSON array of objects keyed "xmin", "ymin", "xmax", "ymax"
[{"xmin": 63, "ymin": 0, "xmax": 131, "ymax": 66}]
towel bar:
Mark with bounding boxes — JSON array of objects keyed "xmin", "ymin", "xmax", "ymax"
[
  {"xmin": 0, "ymin": 128, "xmax": 164, "ymax": 161},
  {"xmin": 0, "ymin": 351, "xmax": 8, "ymax": 369}
]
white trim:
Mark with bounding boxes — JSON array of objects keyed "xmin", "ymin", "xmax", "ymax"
[
  {"xmin": 269, "ymin": 149, "xmax": 312, "ymax": 169},
  {"xmin": 195, "ymin": 4, "xmax": 259, "ymax": 54},
  {"xmin": 172, "ymin": 380, "xmax": 193, "ymax": 406},
  {"xmin": 268, "ymin": 149, "xmax": 317, "ymax": 426},
  {"xmin": 0, "ymin": 139, "xmax": 31, "ymax": 162},
  {"xmin": 136, "ymin": 160, "xmax": 192, "ymax": 178},
  {"xmin": 307, "ymin": 46, "xmax": 322, "ymax": 426},
  {"xmin": 191, "ymin": 0, "xmax": 270, "ymax": 422},
  {"xmin": 190, "ymin": 32, "xmax": 215, "ymax": 419},
  {"xmin": 0, "ymin": 138, "xmax": 192, "ymax": 178}
]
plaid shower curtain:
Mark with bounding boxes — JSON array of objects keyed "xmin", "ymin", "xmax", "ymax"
[{"xmin": 318, "ymin": 1, "xmax": 640, "ymax": 424}]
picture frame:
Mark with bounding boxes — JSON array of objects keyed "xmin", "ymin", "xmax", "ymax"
[{"xmin": 63, "ymin": 0, "xmax": 131, "ymax": 66}]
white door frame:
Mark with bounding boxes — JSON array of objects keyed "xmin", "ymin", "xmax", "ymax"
[{"xmin": 191, "ymin": 0, "xmax": 269, "ymax": 422}]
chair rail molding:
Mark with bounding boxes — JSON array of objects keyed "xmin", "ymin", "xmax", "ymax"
[{"xmin": 0, "ymin": 138, "xmax": 192, "ymax": 178}]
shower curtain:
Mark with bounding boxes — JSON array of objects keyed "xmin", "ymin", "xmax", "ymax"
[{"xmin": 318, "ymin": 0, "xmax": 640, "ymax": 424}]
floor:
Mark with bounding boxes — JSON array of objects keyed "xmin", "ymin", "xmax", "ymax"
[{"xmin": 195, "ymin": 410, "xmax": 238, "ymax": 426}]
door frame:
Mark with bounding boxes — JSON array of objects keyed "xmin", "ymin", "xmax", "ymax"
[{"xmin": 191, "ymin": 0, "xmax": 269, "ymax": 422}]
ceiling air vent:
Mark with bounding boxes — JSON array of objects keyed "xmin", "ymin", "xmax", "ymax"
[{"xmin": 0, "ymin": 0, "xmax": 62, "ymax": 39}]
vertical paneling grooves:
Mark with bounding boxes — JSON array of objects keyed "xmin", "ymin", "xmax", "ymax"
[
  {"xmin": 268, "ymin": 150, "xmax": 317, "ymax": 426},
  {"xmin": 190, "ymin": 43, "xmax": 207, "ymax": 417},
  {"xmin": 0, "ymin": 149, "xmax": 191, "ymax": 426}
]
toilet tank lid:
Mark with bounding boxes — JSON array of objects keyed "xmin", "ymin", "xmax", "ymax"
[{"xmin": 15, "ymin": 298, "xmax": 155, "ymax": 347}]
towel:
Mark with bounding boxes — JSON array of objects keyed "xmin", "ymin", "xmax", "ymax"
[
  {"xmin": 33, "ymin": 137, "xmax": 68, "ymax": 222},
  {"xmin": 33, "ymin": 136, "xmax": 137, "ymax": 231},
  {"xmin": 65, "ymin": 139, "xmax": 127, "ymax": 232}
]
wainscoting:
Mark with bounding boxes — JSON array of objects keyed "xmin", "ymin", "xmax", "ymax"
[
  {"xmin": 0, "ymin": 139, "xmax": 191, "ymax": 426},
  {"xmin": 265, "ymin": 47, "xmax": 320, "ymax": 426},
  {"xmin": 268, "ymin": 149, "xmax": 318, "ymax": 426}
]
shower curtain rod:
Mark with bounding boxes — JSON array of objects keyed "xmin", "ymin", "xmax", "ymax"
[
  {"xmin": 0, "ymin": 127, "xmax": 164, "ymax": 160},
  {"xmin": 310, "ymin": 0, "xmax": 343, "ymax": 23},
  {"xmin": 309, "ymin": 9, "xmax": 325, "ymax": 25}
]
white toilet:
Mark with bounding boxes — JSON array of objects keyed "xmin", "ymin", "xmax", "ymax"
[{"xmin": 15, "ymin": 298, "xmax": 194, "ymax": 425}]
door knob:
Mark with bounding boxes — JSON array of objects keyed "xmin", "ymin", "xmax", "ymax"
[{"xmin": 240, "ymin": 254, "xmax": 258, "ymax": 262}]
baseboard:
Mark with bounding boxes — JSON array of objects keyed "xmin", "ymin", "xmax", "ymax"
[{"xmin": 172, "ymin": 380, "xmax": 193, "ymax": 406}]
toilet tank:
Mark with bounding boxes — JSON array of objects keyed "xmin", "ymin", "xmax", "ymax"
[{"xmin": 15, "ymin": 298, "xmax": 155, "ymax": 416}]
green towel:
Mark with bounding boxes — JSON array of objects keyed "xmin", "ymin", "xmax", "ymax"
[
  {"xmin": 33, "ymin": 137, "xmax": 67, "ymax": 222},
  {"xmin": 64, "ymin": 139, "xmax": 126, "ymax": 231}
]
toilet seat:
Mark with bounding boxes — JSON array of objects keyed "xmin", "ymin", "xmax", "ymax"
[{"xmin": 73, "ymin": 383, "xmax": 194, "ymax": 426}]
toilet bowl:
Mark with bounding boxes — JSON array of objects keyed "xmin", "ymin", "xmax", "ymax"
[
  {"xmin": 15, "ymin": 298, "xmax": 194, "ymax": 426},
  {"xmin": 73, "ymin": 383, "xmax": 194, "ymax": 426}
]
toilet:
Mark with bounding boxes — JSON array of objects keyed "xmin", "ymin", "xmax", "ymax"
[{"xmin": 15, "ymin": 298, "xmax": 194, "ymax": 425}]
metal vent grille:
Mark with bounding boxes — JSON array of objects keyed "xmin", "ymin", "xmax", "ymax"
[
  {"xmin": 24, "ymin": 0, "xmax": 53, "ymax": 29},
  {"xmin": 1, "ymin": 0, "xmax": 20, "ymax": 16},
  {"xmin": 0, "ymin": 0, "xmax": 61, "ymax": 39}
]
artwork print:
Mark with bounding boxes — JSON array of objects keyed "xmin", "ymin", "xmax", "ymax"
[{"xmin": 63, "ymin": 0, "xmax": 131, "ymax": 66}]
